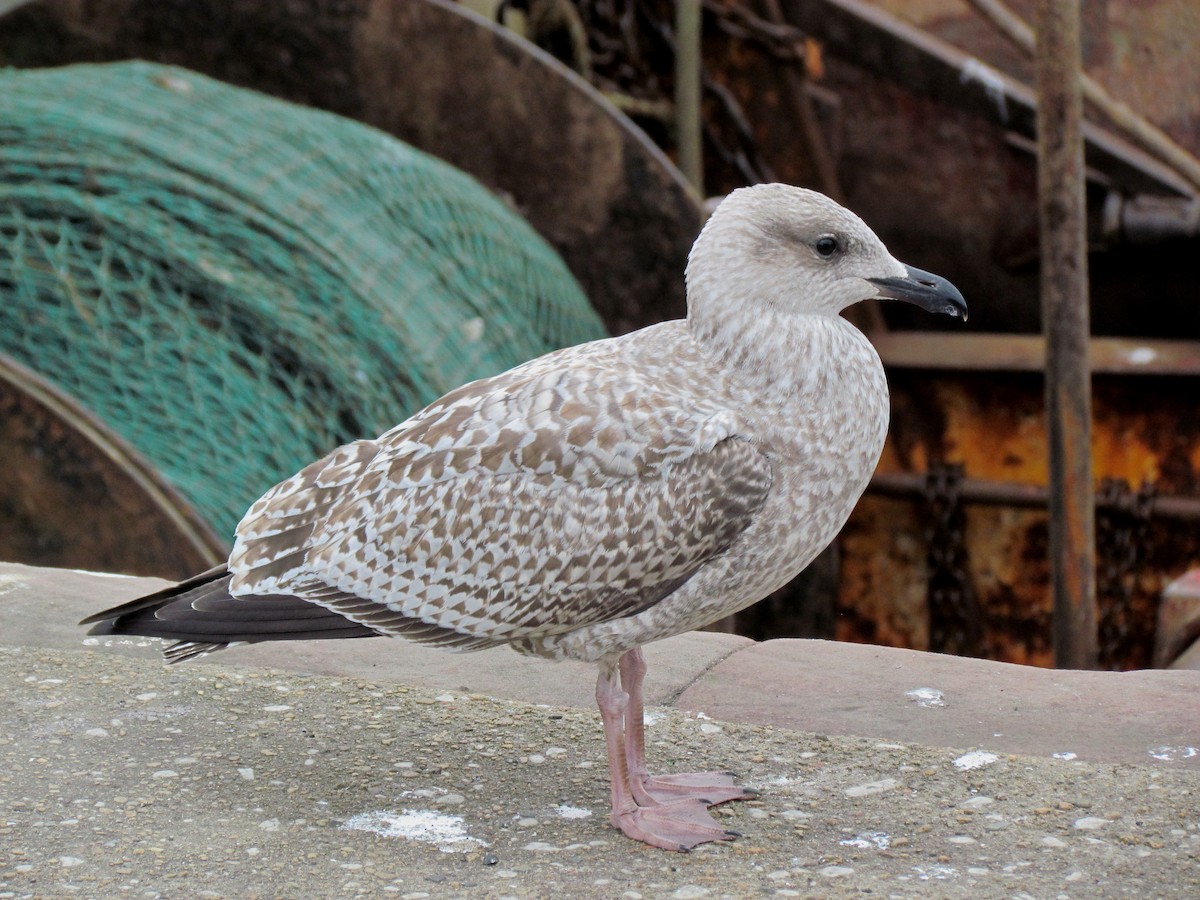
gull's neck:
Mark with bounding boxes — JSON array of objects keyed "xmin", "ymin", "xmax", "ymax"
[{"xmin": 687, "ymin": 293, "xmax": 877, "ymax": 405}]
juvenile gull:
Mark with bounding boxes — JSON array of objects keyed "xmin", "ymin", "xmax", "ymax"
[{"xmin": 82, "ymin": 184, "xmax": 966, "ymax": 851}]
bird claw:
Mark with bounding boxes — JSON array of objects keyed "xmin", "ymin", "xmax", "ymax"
[{"xmin": 611, "ymin": 797, "xmax": 740, "ymax": 852}]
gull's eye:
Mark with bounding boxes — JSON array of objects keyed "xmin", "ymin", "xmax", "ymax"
[{"xmin": 814, "ymin": 235, "xmax": 840, "ymax": 258}]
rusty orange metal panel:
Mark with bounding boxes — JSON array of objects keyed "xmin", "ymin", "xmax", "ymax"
[{"xmin": 837, "ymin": 370, "xmax": 1200, "ymax": 669}]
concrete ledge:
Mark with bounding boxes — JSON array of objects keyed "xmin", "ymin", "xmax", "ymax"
[
  {"xmin": 4, "ymin": 560, "xmax": 1198, "ymax": 771},
  {"xmin": 4, "ymin": 562, "xmax": 1200, "ymax": 897},
  {"xmin": 679, "ymin": 639, "xmax": 1200, "ymax": 769}
]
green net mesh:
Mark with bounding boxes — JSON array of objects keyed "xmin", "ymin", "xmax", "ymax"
[{"xmin": 0, "ymin": 61, "xmax": 607, "ymax": 540}]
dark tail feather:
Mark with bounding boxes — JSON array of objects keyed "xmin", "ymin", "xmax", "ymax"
[
  {"xmin": 81, "ymin": 567, "xmax": 380, "ymax": 661},
  {"xmin": 79, "ymin": 565, "xmax": 230, "ymax": 627}
]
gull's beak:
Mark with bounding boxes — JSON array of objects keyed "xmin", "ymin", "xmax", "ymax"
[{"xmin": 867, "ymin": 264, "xmax": 968, "ymax": 321}]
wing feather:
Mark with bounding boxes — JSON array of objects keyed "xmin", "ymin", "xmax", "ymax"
[{"xmin": 227, "ymin": 336, "xmax": 772, "ymax": 647}]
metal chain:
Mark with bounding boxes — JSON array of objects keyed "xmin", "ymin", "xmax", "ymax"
[
  {"xmin": 1095, "ymin": 477, "xmax": 1155, "ymax": 668},
  {"xmin": 921, "ymin": 461, "xmax": 983, "ymax": 657}
]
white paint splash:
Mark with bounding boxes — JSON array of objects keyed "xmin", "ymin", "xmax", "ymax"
[
  {"xmin": 953, "ymin": 751, "xmax": 999, "ymax": 771},
  {"xmin": 555, "ymin": 804, "xmax": 593, "ymax": 820},
  {"xmin": 340, "ymin": 809, "xmax": 487, "ymax": 852},
  {"xmin": 840, "ymin": 831, "xmax": 890, "ymax": 850},
  {"xmin": 913, "ymin": 864, "xmax": 959, "ymax": 881},
  {"xmin": 1148, "ymin": 746, "xmax": 1198, "ymax": 762},
  {"xmin": 81, "ymin": 636, "xmax": 158, "ymax": 649},
  {"xmin": 905, "ymin": 687, "xmax": 946, "ymax": 708}
]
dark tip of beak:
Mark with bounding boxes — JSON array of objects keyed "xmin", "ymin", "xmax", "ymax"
[{"xmin": 867, "ymin": 264, "xmax": 968, "ymax": 322}]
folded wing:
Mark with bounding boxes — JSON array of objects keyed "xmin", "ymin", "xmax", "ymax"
[{"xmin": 230, "ymin": 352, "xmax": 774, "ymax": 649}]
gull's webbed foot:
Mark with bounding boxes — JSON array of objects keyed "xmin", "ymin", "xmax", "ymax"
[
  {"xmin": 610, "ymin": 797, "xmax": 740, "ymax": 852},
  {"xmin": 638, "ymin": 770, "xmax": 759, "ymax": 806}
]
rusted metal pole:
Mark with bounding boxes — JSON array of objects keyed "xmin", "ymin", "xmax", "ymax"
[
  {"xmin": 675, "ymin": 0, "xmax": 704, "ymax": 194},
  {"xmin": 1035, "ymin": 0, "xmax": 1097, "ymax": 669}
]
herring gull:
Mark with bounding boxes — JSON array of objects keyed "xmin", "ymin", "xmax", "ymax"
[{"xmin": 82, "ymin": 184, "xmax": 966, "ymax": 851}]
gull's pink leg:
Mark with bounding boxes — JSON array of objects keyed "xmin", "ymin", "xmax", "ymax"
[
  {"xmin": 596, "ymin": 655, "xmax": 738, "ymax": 851},
  {"xmin": 619, "ymin": 647, "xmax": 758, "ymax": 806}
]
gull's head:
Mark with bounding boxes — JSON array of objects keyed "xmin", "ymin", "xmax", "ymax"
[{"xmin": 686, "ymin": 183, "xmax": 966, "ymax": 321}]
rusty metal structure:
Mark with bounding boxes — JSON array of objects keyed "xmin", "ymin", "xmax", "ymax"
[
  {"xmin": 1034, "ymin": 0, "xmax": 1096, "ymax": 669},
  {"xmin": 521, "ymin": 0, "xmax": 1200, "ymax": 668},
  {"xmin": 2, "ymin": 0, "xmax": 1198, "ymax": 668}
]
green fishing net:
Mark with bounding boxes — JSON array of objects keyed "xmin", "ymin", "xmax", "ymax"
[{"xmin": 0, "ymin": 61, "xmax": 606, "ymax": 538}]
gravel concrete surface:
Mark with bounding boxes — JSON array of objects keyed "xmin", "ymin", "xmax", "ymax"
[
  {"xmin": 3, "ymin": 645, "xmax": 1199, "ymax": 899},
  {"xmin": 7, "ymin": 562, "xmax": 1198, "ymax": 775}
]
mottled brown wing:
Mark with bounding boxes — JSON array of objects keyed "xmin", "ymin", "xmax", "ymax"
[
  {"xmin": 229, "ymin": 352, "xmax": 772, "ymax": 646},
  {"xmin": 229, "ymin": 438, "xmax": 381, "ymax": 589},
  {"xmin": 316, "ymin": 435, "xmax": 770, "ymax": 643}
]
